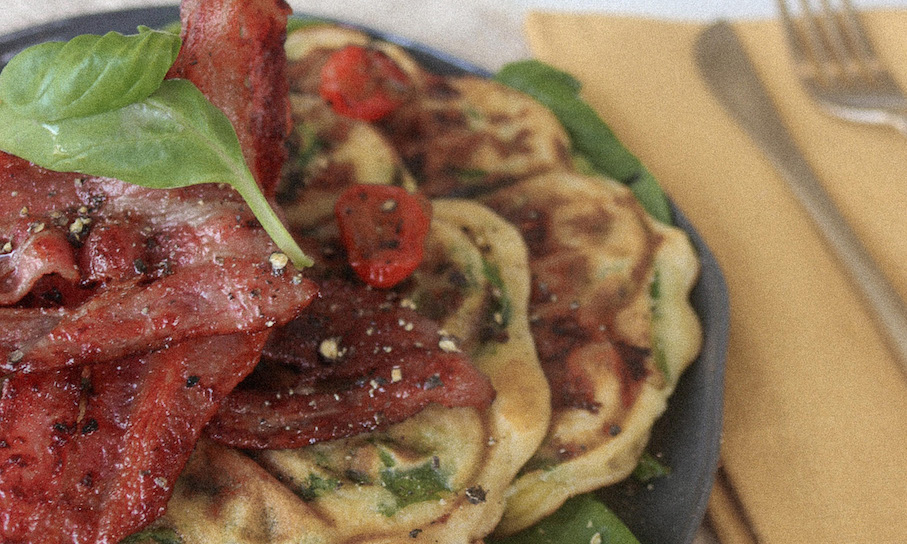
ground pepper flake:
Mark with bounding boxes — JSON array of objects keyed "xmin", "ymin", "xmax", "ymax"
[
  {"xmin": 464, "ymin": 486, "xmax": 487, "ymax": 504},
  {"xmin": 423, "ymin": 374, "xmax": 443, "ymax": 390},
  {"xmin": 81, "ymin": 419, "xmax": 99, "ymax": 435}
]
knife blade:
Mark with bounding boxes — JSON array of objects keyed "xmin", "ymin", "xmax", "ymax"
[{"xmin": 694, "ymin": 20, "xmax": 907, "ymax": 379}]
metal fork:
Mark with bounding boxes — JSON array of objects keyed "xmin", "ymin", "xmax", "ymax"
[{"xmin": 777, "ymin": 0, "xmax": 907, "ymax": 136}]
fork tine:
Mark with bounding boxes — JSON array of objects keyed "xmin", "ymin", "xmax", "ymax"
[
  {"xmin": 796, "ymin": 0, "xmax": 833, "ymax": 69},
  {"xmin": 777, "ymin": 1, "xmax": 814, "ymax": 68},
  {"xmin": 777, "ymin": 0, "xmax": 801, "ymax": 52},
  {"xmin": 840, "ymin": 0, "xmax": 876, "ymax": 57},
  {"xmin": 779, "ymin": 0, "xmax": 879, "ymax": 84},
  {"xmin": 779, "ymin": 0, "xmax": 837, "ymax": 81},
  {"xmin": 838, "ymin": 0, "xmax": 882, "ymax": 69},
  {"xmin": 778, "ymin": 0, "xmax": 907, "ymax": 134},
  {"xmin": 817, "ymin": 0, "xmax": 856, "ymax": 71}
]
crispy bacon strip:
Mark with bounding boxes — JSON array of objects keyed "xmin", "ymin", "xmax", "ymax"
[
  {"xmin": 208, "ymin": 279, "xmax": 495, "ymax": 449},
  {"xmin": 0, "ymin": 229, "xmax": 80, "ymax": 306},
  {"xmin": 0, "ymin": 368, "xmax": 82, "ymax": 541},
  {"xmin": 167, "ymin": 0, "xmax": 292, "ymax": 197},
  {"xmin": 0, "ymin": 333, "xmax": 267, "ymax": 543},
  {"xmin": 0, "ymin": 151, "xmax": 318, "ymax": 376},
  {"xmin": 0, "ymin": 259, "xmax": 314, "ymax": 374},
  {"xmin": 0, "ymin": 152, "xmax": 84, "ymax": 306},
  {"xmin": 208, "ymin": 350, "xmax": 494, "ymax": 449},
  {"xmin": 0, "ymin": 171, "xmax": 318, "ymax": 375}
]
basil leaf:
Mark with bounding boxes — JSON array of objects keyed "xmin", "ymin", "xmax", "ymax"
[
  {"xmin": 287, "ymin": 15, "xmax": 329, "ymax": 34},
  {"xmin": 0, "ymin": 79, "xmax": 236, "ymax": 182},
  {"xmin": 496, "ymin": 60, "xmax": 640, "ymax": 182},
  {"xmin": 0, "ymin": 27, "xmax": 181, "ymax": 122},
  {"xmin": 160, "ymin": 21, "xmax": 183, "ymax": 36},
  {"xmin": 0, "ymin": 79, "xmax": 312, "ymax": 268}
]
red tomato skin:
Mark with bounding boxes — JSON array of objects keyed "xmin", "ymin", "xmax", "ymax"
[
  {"xmin": 319, "ymin": 45, "xmax": 412, "ymax": 122},
  {"xmin": 334, "ymin": 184, "xmax": 431, "ymax": 288}
]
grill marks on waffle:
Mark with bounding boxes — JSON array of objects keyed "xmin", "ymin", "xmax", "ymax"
[
  {"xmin": 278, "ymin": 25, "xmax": 700, "ymax": 534},
  {"xmin": 483, "ymin": 175, "xmax": 663, "ymax": 414},
  {"xmin": 379, "ymin": 77, "xmax": 573, "ymax": 198}
]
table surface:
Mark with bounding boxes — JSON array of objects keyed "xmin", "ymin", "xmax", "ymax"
[
  {"xmin": 5, "ymin": 0, "xmax": 907, "ymax": 31},
  {"xmin": 2, "ymin": 1, "xmax": 905, "ymax": 543},
  {"xmin": 5, "ymin": 1, "xmax": 907, "ymax": 68}
]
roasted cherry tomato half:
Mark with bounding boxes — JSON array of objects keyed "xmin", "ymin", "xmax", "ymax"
[
  {"xmin": 334, "ymin": 184, "xmax": 431, "ymax": 288},
  {"xmin": 319, "ymin": 45, "xmax": 412, "ymax": 122}
]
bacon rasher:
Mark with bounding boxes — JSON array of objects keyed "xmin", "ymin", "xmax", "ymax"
[
  {"xmin": 0, "ymin": 334, "xmax": 268, "ymax": 543},
  {"xmin": 207, "ymin": 279, "xmax": 495, "ymax": 450},
  {"xmin": 167, "ymin": 0, "xmax": 293, "ymax": 198},
  {"xmin": 0, "ymin": 1, "xmax": 312, "ymax": 542}
]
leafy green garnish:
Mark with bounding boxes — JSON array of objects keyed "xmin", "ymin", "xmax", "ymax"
[
  {"xmin": 378, "ymin": 447, "xmax": 397, "ymax": 468},
  {"xmin": 495, "ymin": 60, "xmax": 673, "ymax": 224},
  {"xmin": 119, "ymin": 528, "xmax": 182, "ymax": 544},
  {"xmin": 294, "ymin": 473, "xmax": 342, "ymax": 502},
  {"xmin": 632, "ymin": 451, "xmax": 672, "ymax": 483},
  {"xmin": 649, "ymin": 269, "xmax": 670, "ymax": 379},
  {"xmin": 0, "ymin": 28, "xmax": 312, "ymax": 269},
  {"xmin": 0, "ymin": 28, "xmax": 180, "ymax": 122},
  {"xmin": 287, "ymin": 15, "xmax": 329, "ymax": 34},
  {"xmin": 482, "ymin": 258, "xmax": 512, "ymax": 330},
  {"xmin": 453, "ymin": 167, "xmax": 490, "ymax": 184},
  {"xmin": 379, "ymin": 457, "xmax": 450, "ymax": 515},
  {"xmin": 160, "ymin": 21, "xmax": 183, "ymax": 36},
  {"xmin": 488, "ymin": 494, "xmax": 640, "ymax": 544},
  {"xmin": 293, "ymin": 122, "xmax": 324, "ymax": 170}
]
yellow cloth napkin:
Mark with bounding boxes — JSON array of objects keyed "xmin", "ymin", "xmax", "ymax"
[{"xmin": 525, "ymin": 10, "xmax": 907, "ymax": 544}]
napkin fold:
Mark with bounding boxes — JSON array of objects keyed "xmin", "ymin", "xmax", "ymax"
[{"xmin": 525, "ymin": 11, "xmax": 907, "ymax": 543}]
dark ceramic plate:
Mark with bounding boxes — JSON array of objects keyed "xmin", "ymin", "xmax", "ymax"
[{"xmin": 0, "ymin": 7, "xmax": 730, "ymax": 544}]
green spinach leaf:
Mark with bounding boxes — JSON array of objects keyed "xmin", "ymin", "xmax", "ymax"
[
  {"xmin": 496, "ymin": 60, "xmax": 673, "ymax": 224},
  {"xmin": 488, "ymin": 494, "xmax": 640, "ymax": 544}
]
